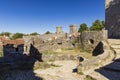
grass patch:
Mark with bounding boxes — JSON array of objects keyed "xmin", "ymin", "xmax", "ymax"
[
  {"xmin": 0, "ymin": 50, "xmax": 3, "ymax": 57},
  {"xmin": 43, "ymin": 51, "xmax": 58, "ymax": 55},
  {"xmin": 94, "ymin": 63, "xmax": 99, "ymax": 66},
  {"xmin": 48, "ymin": 59, "xmax": 55, "ymax": 62},
  {"xmin": 0, "ymin": 47, "xmax": 3, "ymax": 57},
  {"xmin": 63, "ymin": 48, "xmax": 74, "ymax": 50},
  {"xmin": 78, "ymin": 71, "xmax": 84, "ymax": 75},
  {"xmin": 43, "ymin": 48, "xmax": 93, "ymax": 59},
  {"xmin": 80, "ymin": 52, "xmax": 93, "ymax": 59},
  {"xmin": 80, "ymin": 49, "xmax": 86, "ymax": 52}
]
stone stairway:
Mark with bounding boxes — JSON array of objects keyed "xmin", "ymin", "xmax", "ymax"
[
  {"xmin": 108, "ymin": 39, "xmax": 120, "ymax": 59},
  {"xmin": 87, "ymin": 39, "xmax": 120, "ymax": 80},
  {"xmin": 94, "ymin": 39, "xmax": 120, "ymax": 80}
]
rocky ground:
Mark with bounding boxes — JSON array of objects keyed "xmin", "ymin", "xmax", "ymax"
[
  {"xmin": 1, "ymin": 58, "xmax": 120, "ymax": 80},
  {"xmin": 34, "ymin": 60, "xmax": 85, "ymax": 80}
]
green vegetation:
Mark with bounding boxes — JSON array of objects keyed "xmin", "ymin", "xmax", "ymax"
[
  {"xmin": 0, "ymin": 51, "xmax": 3, "ymax": 57},
  {"xmin": 78, "ymin": 20, "xmax": 105, "ymax": 32},
  {"xmin": 30, "ymin": 32, "xmax": 38, "ymax": 35},
  {"xmin": 43, "ymin": 51, "xmax": 58, "ymax": 55},
  {"xmin": 90, "ymin": 20, "xmax": 105, "ymax": 31},
  {"xmin": 0, "ymin": 48, "xmax": 3, "ymax": 57},
  {"xmin": 78, "ymin": 23, "xmax": 88, "ymax": 32},
  {"xmin": 0, "ymin": 32, "xmax": 11, "ymax": 37},
  {"xmin": 11, "ymin": 33, "xmax": 23, "ymax": 40},
  {"xmin": 78, "ymin": 71, "xmax": 84, "ymax": 75},
  {"xmin": 0, "ymin": 32, "xmax": 39, "ymax": 40},
  {"xmin": 45, "ymin": 31, "xmax": 51, "ymax": 34}
]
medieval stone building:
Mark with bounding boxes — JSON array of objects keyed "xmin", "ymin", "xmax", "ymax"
[
  {"xmin": 3, "ymin": 39, "xmax": 24, "ymax": 56},
  {"xmin": 106, "ymin": 0, "xmax": 120, "ymax": 38}
]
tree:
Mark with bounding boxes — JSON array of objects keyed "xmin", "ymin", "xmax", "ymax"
[
  {"xmin": 0, "ymin": 32, "xmax": 11, "ymax": 37},
  {"xmin": 30, "ymin": 32, "xmax": 38, "ymax": 35},
  {"xmin": 101, "ymin": 21, "xmax": 105, "ymax": 29},
  {"xmin": 78, "ymin": 23, "xmax": 88, "ymax": 32},
  {"xmin": 11, "ymin": 33, "xmax": 23, "ymax": 40},
  {"xmin": 45, "ymin": 31, "xmax": 51, "ymax": 34},
  {"xmin": 90, "ymin": 20, "xmax": 104, "ymax": 31}
]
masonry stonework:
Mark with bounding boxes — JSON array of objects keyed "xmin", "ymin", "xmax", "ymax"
[
  {"xmin": 106, "ymin": 0, "xmax": 120, "ymax": 38},
  {"xmin": 69, "ymin": 24, "xmax": 78, "ymax": 34},
  {"xmin": 56, "ymin": 26, "xmax": 63, "ymax": 34},
  {"xmin": 79, "ymin": 30, "xmax": 108, "ymax": 53}
]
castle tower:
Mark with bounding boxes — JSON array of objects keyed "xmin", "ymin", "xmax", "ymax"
[
  {"xmin": 106, "ymin": 0, "xmax": 120, "ymax": 38},
  {"xmin": 56, "ymin": 26, "xmax": 63, "ymax": 34},
  {"xmin": 106, "ymin": 0, "xmax": 112, "ymax": 8},
  {"xmin": 69, "ymin": 24, "xmax": 78, "ymax": 34}
]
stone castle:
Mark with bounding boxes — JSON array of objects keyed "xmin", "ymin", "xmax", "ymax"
[{"xmin": 1, "ymin": 0, "xmax": 120, "ymax": 80}]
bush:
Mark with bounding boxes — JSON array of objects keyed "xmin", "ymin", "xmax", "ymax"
[{"xmin": 11, "ymin": 33, "xmax": 23, "ymax": 40}]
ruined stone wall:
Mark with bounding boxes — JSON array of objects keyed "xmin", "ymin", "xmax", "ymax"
[
  {"xmin": 106, "ymin": 0, "xmax": 120, "ymax": 38},
  {"xmin": 23, "ymin": 33, "xmax": 76, "ymax": 53},
  {"xmin": 79, "ymin": 30, "xmax": 108, "ymax": 52}
]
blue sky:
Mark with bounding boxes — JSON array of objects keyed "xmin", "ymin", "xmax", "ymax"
[{"xmin": 0, "ymin": 0, "xmax": 105, "ymax": 34}]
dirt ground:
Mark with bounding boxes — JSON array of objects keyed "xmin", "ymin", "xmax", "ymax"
[{"xmin": 34, "ymin": 60, "xmax": 85, "ymax": 80}]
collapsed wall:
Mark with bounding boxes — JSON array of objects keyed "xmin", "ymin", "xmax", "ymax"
[{"xmin": 23, "ymin": 33, "xmax": 78, "ymax": 53}]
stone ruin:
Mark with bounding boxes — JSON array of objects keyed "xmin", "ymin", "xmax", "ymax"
[
  {"xmin": 23, "ymin": 25, "xmax": 80, "ymax": 53},
  {"xmin": 79, "ymin": 30, "xmax": 108, "ymax": 53}
]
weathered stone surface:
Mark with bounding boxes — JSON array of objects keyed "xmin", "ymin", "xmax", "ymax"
[
  {"xmin": 79, "ymin": 30, "xmax": 108, "ymax": 53},
  {"xmin": 77, "ymin": 41, "xmax": 115, "ymax": 73},
  {"xmin": 106, "ymin": 0, "xmax": 120, "ymax": 38},
  {"xmin": 108, "ymin": 39, "xmax": 120, "ymax": 59},
  {"xmin": 23, "ymin": 34, "xmax": 77, "ymax": 53},
  {"xmin": 106, "ymin": 0, "xmax": 113, "ymax": 8}
]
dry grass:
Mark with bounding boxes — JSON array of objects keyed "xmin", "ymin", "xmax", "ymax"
[
  {"xmin": 0, "ymin": 48, "xmax": 3, "ymax": 57},
  {"xmin": 43, "ymin": 48, "xmax": 93, "ymax": 59}
]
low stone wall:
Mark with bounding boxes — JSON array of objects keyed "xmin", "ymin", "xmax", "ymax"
[
  {"xmin": 79, "ymin": 30, "xmax": 108, "ymax": 53},
  {"xmin": 77, "ymin": 41, "xmax": 115, "ymax": 73}
]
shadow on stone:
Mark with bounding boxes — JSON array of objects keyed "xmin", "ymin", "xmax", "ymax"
[
  {"xmin": 95, "ymin": 58, "xmax": 120, "ymax": 80},
  {"xmin": 72, "ymin": 68, "xmax": 78, "ymax": 73},
  {"xmin": 0, "ymin": 44, "xmax": 43, "ymax": 80},
  {"xmin": 92, "ymin": 41, "xmax": 104, "ymax": 56}
]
